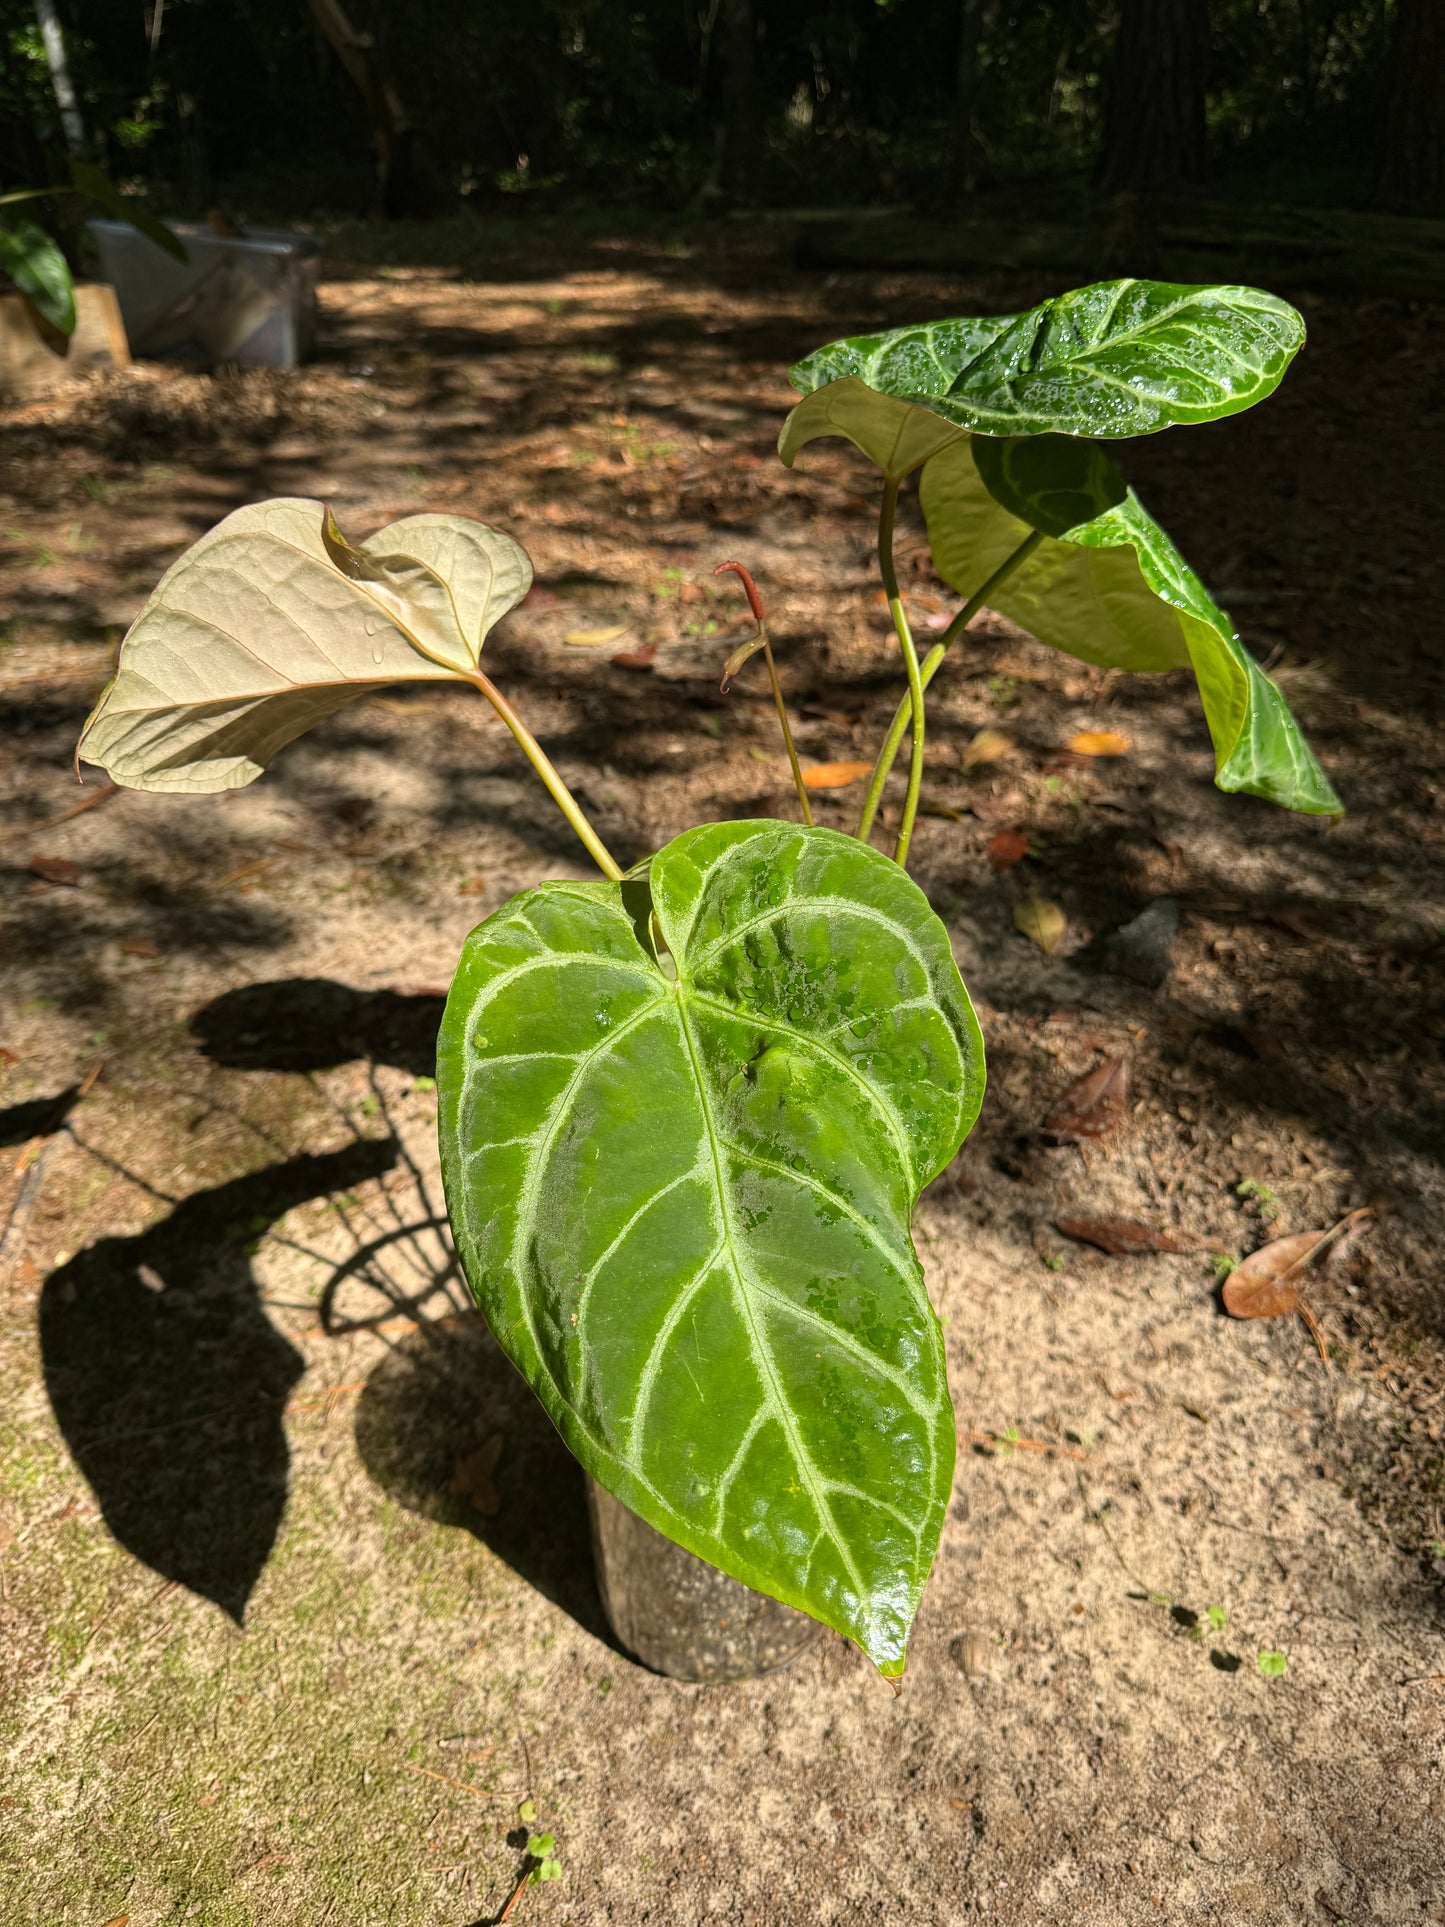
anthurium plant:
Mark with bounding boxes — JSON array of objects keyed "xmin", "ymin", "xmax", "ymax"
[
  {"xmin": 0, "ymin": 158, "xmax": 184, "ymax": 339},
  {"xmin": 78, "ymin": 278, "xmax": 1336, "ymax": 1677}
]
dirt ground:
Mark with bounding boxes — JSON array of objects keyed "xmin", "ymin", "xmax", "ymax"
[{"xmin": 1, "ymin": 217, "xmax": 1443, "ymax": 1925}]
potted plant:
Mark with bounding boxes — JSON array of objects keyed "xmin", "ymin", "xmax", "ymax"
[
  {"xmin": 0, "ymin": 157, "xmax": 184, "ymax": 398},
  {"xmin": 76, "ymin": 277, "xmax": 1336, "ymax": 1684}
]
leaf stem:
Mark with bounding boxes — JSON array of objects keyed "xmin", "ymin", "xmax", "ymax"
[
  {"xmin": 464, "ymin": 669, "xmax": 623, "ymax": 881},
  {"xmin": 714, "ymin": 561, "xmax": 812, "ymax": 825},
  {"xmin": 877, "ymin": 478, "xmax": 926, "ymax": 868},
  {"xmin": 855, "ymin": 529, "xmax": 1044, "ymax": 846}
]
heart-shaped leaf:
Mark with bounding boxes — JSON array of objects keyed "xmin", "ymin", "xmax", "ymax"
[
  {"xmin": 78, "ymin": 500, "xmax": 531, "ymax": 793},
  {"xmin": 437, "ymin": 820, "xmax": 985, "ymax": 1674},
  {"xmin": 918, "ymin": 438, "xmax": 1340, "ymax": 815},
  {"xmin": 0, "ymin": 215, "xmax": 76, "ymax": 335},
  {"xmin": 786, "ymin": 280, "xmax": 1305, "ymax": 440}
]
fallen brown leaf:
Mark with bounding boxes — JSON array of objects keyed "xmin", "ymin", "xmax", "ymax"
[
  {"xmin": 1066, "ymin": 729, "xmax": 1131, "ymax": 757},
  {"xmin": 987, "ymin": 829, "xmax": 1030, "ymax": 871},
  {"xmin": 962, "ymin": 727, "xmax": 1014, "ymax": 768},
  {"xmin": 1056, "ymin": 1215, "xmax": 1193, "ymax": 1255},
  {"xmin": 449, "ymin": 1434, "xmax": 504, "ymax": 1515},
  {"xmin": 1014, "ymin": 892, "xmax": 1066, "ymax": 953},
  {"xmin": 0, "ymin": 1045, "xmax": 17, "ymax": 1067},
  {"xmin": 952, "ymin": 1631, "xmax": 991, "ymax": 1678},
  {"xmin": 1044, "ymin": 1057, "xmax": 1131, "ymax": 1141},
  {"xmin": 119, "ymin": 938, "xmax": 158, "ymax": 958},
  {"xmin": 801, "ymin": 760, "xmax": 873, "ymax": 790},
  {"xmin": 1222, "ymin": 1208, "xmax": 1372, "ymax": 1322},
  {"xmin": 457, "ymin": 876, "xmax": 486, "ymax": 897},
  {"xmin": 611, "ymin": 640, "xmax": 657, "ymax": 669},
  {"xmin": 29, "ymin": 854, "xmax": 80, "ymax": 886}
]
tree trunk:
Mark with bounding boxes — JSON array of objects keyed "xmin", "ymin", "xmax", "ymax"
[
  {"xmin": 1099, "ymin": 0, "xmax": 1208, "ymax": 198},
  {"xmin": 1375, "ymin": 0, "xmax": 1445, "ymax": 214},
  {"xmin": 717, "ymin": 0, "xmax": 758, "ymax": 204},
  {"xmin": 954, "ymin": 0, "xmax": 983, "ymax": 196},
  {"xmin": 304, "ymin": 0, "xmax": 428, "ymax": 218},
  {"xmin": 34, "ymin": 0, "xmax": 87, "ymax": 157}
]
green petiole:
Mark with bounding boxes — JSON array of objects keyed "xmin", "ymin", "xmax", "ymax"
[
  {"xmin": 877, "ymin": 478, "xmax": 927, "ymax": 869},
  {"xmin": 465, "ymin": 668, "xmax": 623, "ymax": 881},
  {"xmin": 855, "ymin": 529, "xmax": 1044, "ymax": 847}
]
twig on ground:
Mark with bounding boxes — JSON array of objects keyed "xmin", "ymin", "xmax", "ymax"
[{"xmin": 964, "ymin": 1429, "xmax": 1087, "ymax": 1461}]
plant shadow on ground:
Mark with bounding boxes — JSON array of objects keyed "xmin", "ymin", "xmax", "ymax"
[
  {"xmin": 191, "ymin": 976, "xmax": 448, "ymax": 1077},
  {"xmin": 187, "ymin": 977, "xmax": 614, "ymax": 1647},
  {"xmin": 38, "ymin": 1137, "xmax": 398, "ymax": 1621}
]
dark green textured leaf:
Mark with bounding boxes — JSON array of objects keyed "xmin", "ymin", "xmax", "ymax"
[
  {"xmin": 0, "ymin": 216, "xmax": 75, "ymax": 335},
  {"xmin": 787, "ymin": 279, "xmax": 1306, "ymax": 440},
  {"xmin": 70, "ymin": 158, "xmax": 188, "ymax": 263},
  {"xmin": 437, "ymin": 821, "xmax": 985, "ymax": 1673},
  {"xmin": 970, "ymin": 434, "xmax": 1127, "ymax": 538},
  {"xmin": 919, "ymin": 438, "xmax": 1340, "ymax": 815}
]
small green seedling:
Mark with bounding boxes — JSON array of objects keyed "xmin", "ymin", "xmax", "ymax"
[
  {"xmin": 1211, "ymin": 1251, "xmax": 1239, "ymax": 1283},
  {"xmin": 1236, "ymin": 1177, "xmax": 1281, "ymax": 1223},
  {"xmin": 1257, "ymin": 1648, "xmax": 1289, "ymax": 1678},
  {"xmin": 526, "ymin": 1832, "xmax": 562, "ymax": 1884},
  {"xmin": 78, "ymin": 277, "xmax": 1336, "ymax": 1678},
  {"xmin": 1206, "ymin": 1605, "xmax": 1229, "ymax": 1634}
]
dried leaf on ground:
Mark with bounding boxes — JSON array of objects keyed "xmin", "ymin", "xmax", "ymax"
[
  {"xmin": 987, "ymin": 829, "xmax": 1030, "ymax": 871},
  {"xmin": 611, "ymin": 640, "xmax": 657, "ymax": 669},
  {"xmin": 951, "ymin": 1630, "xmax": 991, "ymax": 1679},
  {"xmin": 1066, "ymin": 730, "xmax": 1132, "ymax": 757},
  {"xmin": 1014, "ymin": 892, "xmax": 1066, "ymax": 953},
  {"xmin": 1056, "ymin": 1214, "xmax": 1194, "ymax": 1255},
  {"xmin": 962, "ymin": 727, "xmax": 1014, "ymax": 768},
  {"xmin": 801, "ymin": 760, "xmax": 874, "ymax": 790},
  {"xmin": 1222, "ymin": 1208, "xmax": 1372, "ymax": 1319},
  {"xmin": 1044, "ymin": 1057, "xmax": 1131, "ymax": 1141},
  {"xmin": 119, "ymin": 938, "xmax": 158, "ymax": 958},
  {"xmin": 449, "ymin": 1434, "xmax": 504, "ymax": 1516},
  {"xmin": 29, "ymin": 854, "xmax": 80, "ymax": 886},
  {"xmin": 563, "ymin": 624, "xmax": 629, "ymax": 647}
]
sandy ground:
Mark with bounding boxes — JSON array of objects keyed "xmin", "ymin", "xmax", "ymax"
[{"xmin": 1, "ymin": 219, "xmax": 1443, "ymax": 1923}]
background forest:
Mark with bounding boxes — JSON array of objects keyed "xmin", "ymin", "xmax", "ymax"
[{"xmin": 1, "ymin": 0, "xmax": 1440, "ymax": 227}]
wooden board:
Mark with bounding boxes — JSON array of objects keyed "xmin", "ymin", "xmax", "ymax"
[{"xmin": 0, "ymin": 283, "xmax": 130, "ymax": 401}]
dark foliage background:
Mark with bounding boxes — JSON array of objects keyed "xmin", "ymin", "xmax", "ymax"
[{"xmin": 0, "ymin": 2, "xmax": 1437, "ymax": 222}]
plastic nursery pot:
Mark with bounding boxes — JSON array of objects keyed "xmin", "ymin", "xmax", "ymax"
[{"xmin": 586, "ymin": 1479, "xmax": 823, "ymax": 1683}]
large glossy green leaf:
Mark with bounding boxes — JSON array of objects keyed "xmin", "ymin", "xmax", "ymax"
[
  {"xmin": 787, "ymin": 279, "xmax": 1305, "ymax": 439},
  {"xmin": 78, "ymin": 499, "xmax": 531, "ymax": 793},
  {"xmin": 920, "ymin": 436, "xmax": 1340, "ymax": 814},
  {"xmin": 0, "ymin": 215, "xmax": 76, "ymax": 335},
  {"xmin": 437, "ymin": 820, "xmax": 985, "ymax": 1674}
]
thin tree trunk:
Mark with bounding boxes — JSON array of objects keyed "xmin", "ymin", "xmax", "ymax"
[
  {"xmin": 304, "ymin": 0, "xmax": 426, "ymax": 217},
  {"xmin": 1375, "ymin": 0, "xmax": 1445, "ymax": 214},
  {"xmin": 954, "ymin": 0, "xmax": 983, "ymax": 195},
  {"xmin": 34, "ymin": 0, "xmax": 87, "ymax": 156},
  {"xmin": 1099, "ymin": 0, "xmax": 1208, "ymax": 198}
]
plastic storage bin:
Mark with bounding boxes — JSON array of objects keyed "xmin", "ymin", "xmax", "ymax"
[{"xmin": 86, "ymin": 219, "xmax": 323, "ymax": 369}]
